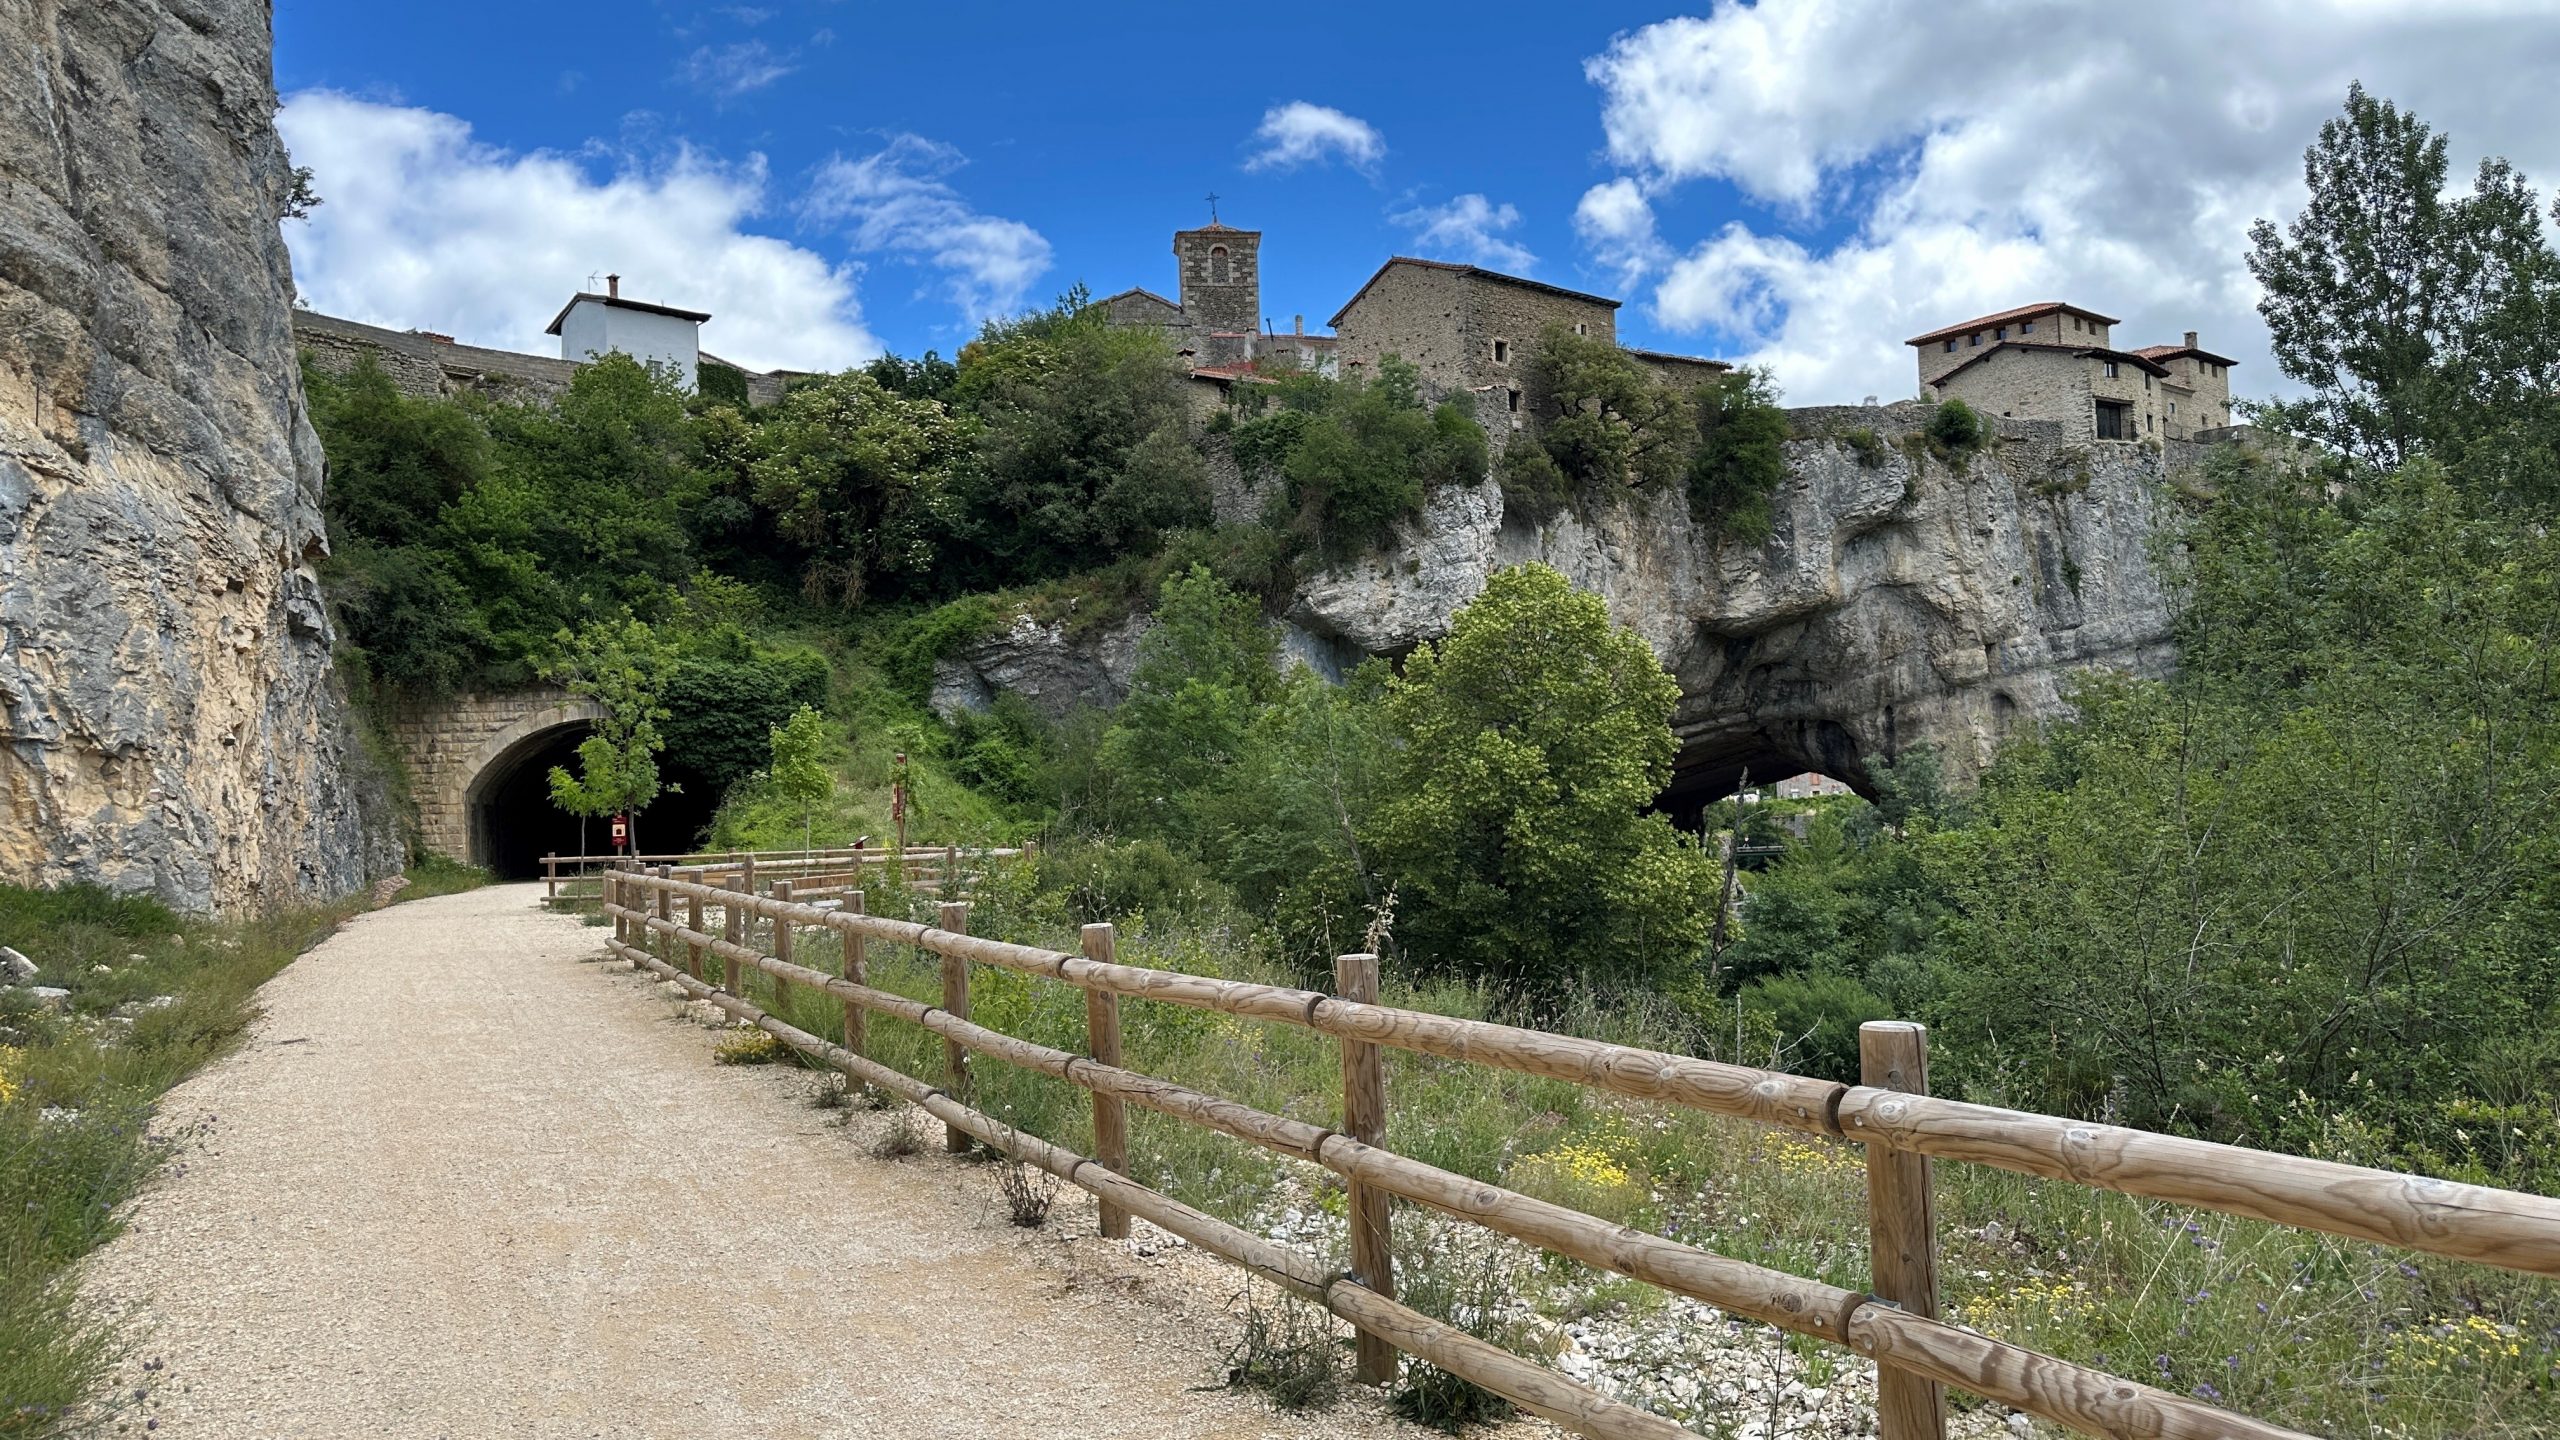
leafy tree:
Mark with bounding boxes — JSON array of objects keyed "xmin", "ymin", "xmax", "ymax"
[
  {"xmin": 940, "ymin": 288, "xmax": 1205, "ymax": 586},
  {"xmin": 1687, "ymin": 368, "xmax": 1790, "ymax": 542},
  {"xmin": 749, "ymin": 370, "xmax": 964, "ymax": 607},
  {"xmin": 1519, "ymin": 325, "xmax": 1696, "ymax": 493},
  {"xmin": 2248, "ymin": 83, "xmax": 2560, "ymax": 503},
  {"xmin": 543, "ymin": 614, "xmax": 676, "ymax": 851},
  {"xmin": 1097, "ymin": 567, "xmax": 1280, "ymax": 848},
  {"xmin": 1366, "ymin": 564, "xmax": 1716, "ymax": 998},
  {"xmin": 1236, "ymin": 358, "xmax": 1487, "ymax": 557},
  {"xmin": 865, "ymin": 349, "xmax": 959, "ymax": 403},
  {"xmin": 545, "ymin": 738, "xmax": 616, "ymax": 859},
  {"xmin": 766, "ymin": 704, "xmax": 833, "ymax": 857},
  {"xmin": 655, "ymin": 634, "xmax": 831, "ymax": 799}
]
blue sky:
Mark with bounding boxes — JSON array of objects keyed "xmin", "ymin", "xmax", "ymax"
[{"xmin": 272, "ymin": 1, "xmax": 2560, "ymax": 403}]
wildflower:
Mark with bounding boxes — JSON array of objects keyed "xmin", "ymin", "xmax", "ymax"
[{"xmin": 2193, "ymin": 1382, "xmax": 2222, "ymax": 1402}]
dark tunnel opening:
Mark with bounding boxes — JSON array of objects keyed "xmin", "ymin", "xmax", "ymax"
[{"xmin": 467, "ymin": 724, "xmax": 725, "ymax": 878}]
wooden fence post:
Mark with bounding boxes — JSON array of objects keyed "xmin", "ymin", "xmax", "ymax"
[
  {"xmin": 741, "ymin": 852, "xmax": 757, "ymax": 908},
  {"xmin": 772, "ymin": 880, "xmax": 793, "ymax": 973},
  {"xmin": 652, "ymin": 866, "xmax": 673, "ymax": 967},
  {"xmin": 545, "ymin": 852, "xmax": 558, "ymax": 901},
  {"xmin": 1862, "ymin": 1021, "xmax": 1947, "ymax": 1440},
  {"xmin": 604, "ymin": 865, "xmax": 618, "ymax": 941},
  {"xmin": 843, "ymin": 890, "xmax": 869, "ymax": 1095},
  {"xmin": 1082, "ymin": 922, "xmax": 1129, "ymax": 1239},
  {"xmin": 939, "ymin": 901, "xmax": 971, "ymax": 1153},
  {"xmin": 683, "ymin": 867, "xmax": 705, "ymax": 982},
  {"xmin": 1337, "ymin": 951, "xmax": 1397, "ymax": 1385},
  {"xmin": 721, "ymin": 875, "xmax": 744, "ymax": 997}
]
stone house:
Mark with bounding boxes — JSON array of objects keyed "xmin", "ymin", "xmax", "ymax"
[
  {"xmin": 1328, "ymin": 257, "xmax": 1728, "ymax": 439},
  {"xmin": 1908, "ymin": 302, "xmax": 2236, "ymax": 444},
  {"xmin": 544, "ymin": 273, "xmax": 709, "ymax": 390}
]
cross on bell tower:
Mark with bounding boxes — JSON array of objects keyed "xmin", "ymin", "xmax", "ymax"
[{"xmin": 1205, "ymin": 191, "xmax": 1221, "ymax": 225}]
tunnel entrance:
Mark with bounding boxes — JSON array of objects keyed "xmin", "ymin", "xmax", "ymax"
[{"xmin": 465, "ymin": 723, "xmax": 724, "ymax": 878}]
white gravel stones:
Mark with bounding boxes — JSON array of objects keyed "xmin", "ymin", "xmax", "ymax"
[{"xmin": 0, "ymin": 946, "xmax": 36, "ymax": 983}]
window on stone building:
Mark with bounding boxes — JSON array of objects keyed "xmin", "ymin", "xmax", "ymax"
[
  {"xmin": 2096, "ymin": 400, "xmax": 2130, "ymax": 440},
  {"xmin": 1943, "ymin": 339, "xmax": 1956, "ymax": 353},
  {"xmin": 1969, "ymin": 333, "xmax": 1982, "ymax": 347},
  {"xmin": 1995, "ymin": 326, "xmax": 2008, "ymax": 340},
  {"xmin": 1210, "ymin": 246, "xmax": 1229, "ymax": 284},
  {"xmin": 1574, "ymin": 322, "xmax": 1587, "ymax": 336},
  {"xmin": 1507, "ymin": 388, "xmax": 1521, "ymax": 413},
  {"xmin": 2021, "ymin": 319, "xmax": 2034, "ymax": 333},
  {"xmin": 1494, "ymin": 339, "xmax": 1510, "ymax": 363},
  {"xmin": 2104, "ymin": 361, "xmax": 2120, "ymax": 379}
]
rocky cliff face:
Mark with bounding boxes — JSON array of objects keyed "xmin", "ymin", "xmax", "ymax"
[
  {"xmin": 938, "ymin": 403, "xmax": 2183, "ymax": 803},
  {"xmin": 0, "ymin": 1, "xmax": 399, "ymax": 910}
]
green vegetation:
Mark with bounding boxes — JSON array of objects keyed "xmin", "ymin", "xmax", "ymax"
[
  {"xmin": 1513, "ymin": 326, "xmax": 1794, "ymax": 543},
  {"xmin": 1226, "ymin": 357, "xmax": 1487, "ymax": 557},
  {"xmin": 1, "ymin": 884, "xmax": 356, "ymax": 1433}
]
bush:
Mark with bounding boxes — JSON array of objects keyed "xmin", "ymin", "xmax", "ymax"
[
  {"xmin": 1737, "ymin": 971, "xmax": 1891, "ymax": 1081},
  {"xmin": 1035, "ymin": 837, "xmax": 1226, "ymax": 925},
  {"xmin": 1495, "ymin": 433, "xmax": 1571, "ymax": 522},
  {"xmin": 1688, "ymin": 369, "xmax": 1790, "ymax": 543},
  {"xmin": 1925, "ymin": 397, "xmax": 1989, "ymax": 460},
  {"xmin": 879, "ymin": 596, "xmax": 1004, "ymax": 702},
  {"xmin": 1223, "ymin": 1287, "xmax": 1343, "ymax": 1411},
  {"xmin": 1840, "ymin": 426, "xmax": 1887, "ymax": 468},
  {"xmin": 997, "ymin": 1159, "xmax": 1060, "ymax": 1227}
]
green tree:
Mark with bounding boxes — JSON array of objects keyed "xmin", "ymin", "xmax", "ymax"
[
  {"xmin": 766, "ymin": 704, "xmax": 833, "ymax": 858},
  {"xmin": 1366, "ymin": 564, "xmax": 1716, "ymax": 998},
  {"xmin": 2248, "ymin": 83, "xmax": 2560, "ymax": 503},
  {"xmin": 1687, "ymin": 368, "xmax": 1790, "ymax": 542},
  {"xmin": 1096, "ymin": 567, "xmax": 1279, "ymax": 848},
  {"xmin": 1519, "ymin": 325, "xmax": 1696, "ymax": 493},
  {"xmin": 543, "ymin": 614, "xmax": 676, "ymax": 852},
  {"xmin": 749, "ymin": 370, "xmax": 965, "ymax": 607}
]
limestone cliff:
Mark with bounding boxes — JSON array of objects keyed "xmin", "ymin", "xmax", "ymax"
[
  {"xmin": 0, "ymin": 0, "xmax": 399, "ymax": 910},
  {"xmin": 937, "ymin": 403, "xmax": 2184, "ymax": 802}
]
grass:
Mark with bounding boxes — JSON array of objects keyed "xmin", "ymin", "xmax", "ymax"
[
  {"xmin": 644, "ymin": 857, "xmax": 2560, "ymax": 1438},
  {"xmin": 0, "ymin": 882, "xmax": 359, "ymax": 1436},
  {"xmin": 395, "ymin": 855, "xmax": 490, "ymax": 902}
]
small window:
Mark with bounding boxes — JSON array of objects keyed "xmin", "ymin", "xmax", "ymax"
[
  {"xmin": 1573, "ymin": 322, "xmax": 1587, "ymax": 336},
  {"xmin": 1994, "ymin": 326, "xmax": 2007, "ymax": 341},
  {"xmin": 1493, "ymin": 339, "xmax": 1510, "ymax": 364},
  {"xmin": 2104, "ymin": 361, "xmax": 2119, "ymax": 379},
  {"xmin": 1969, "ymin": 333, "xmax": 1982, "ymax": 347},
  {"xmin": 2095, "ymin": 400, "xmax": 2130, "ymax": 441},
  {"xmin": 1209, "ymin": 245, "xmax": 1230, "ymax": 284},
  {"xmin": 1506, "ymin": 388, "xmax": 1521, "ymax": 413},
  {"xmin": 1943, "ymin": 339, "xmax": 1956, "ymax": 353},
  {"xmin": 2021, "ymin": 319, "xmax": 2034, "ymax": 333}
]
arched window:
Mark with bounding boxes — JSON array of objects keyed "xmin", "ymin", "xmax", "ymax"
[{"xmin": 1209, "ymin": 246, "xmax": 1230, "ymax": 284}]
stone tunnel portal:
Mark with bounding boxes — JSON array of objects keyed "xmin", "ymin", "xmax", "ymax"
[{"xmin": 462, "ymin": 721, "xmax": 723, "ymax": 880}]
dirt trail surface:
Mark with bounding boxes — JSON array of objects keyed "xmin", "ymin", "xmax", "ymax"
[{"xmin": 88, "ymin": 883, "xmax": 1468, "ymax": 1439}]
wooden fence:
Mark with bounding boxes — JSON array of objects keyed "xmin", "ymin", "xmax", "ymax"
[
  {"xmin": 542, "ymin": 844, "xmax": 1029, "ymax": 905},
  {"xmin": 598, "ymin": 865, "xmax": 2560, "ymax": 1440}
]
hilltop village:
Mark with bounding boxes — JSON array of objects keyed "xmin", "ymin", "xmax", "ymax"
[{"xmin": 294, "ymin": 215, "xmax": 2236, "ymax": 450}]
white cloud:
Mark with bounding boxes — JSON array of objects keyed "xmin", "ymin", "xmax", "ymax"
[
  {"xmin": 680, "ymin": 40, "xmax": 797, "ymax": 98},
  {"xmin": 1393, "ymin": 194, "xmax": 1537, "ymax": 273},
  {"xmin": 1579, "ymin": 2, "xmax": 2560, "ymax": 405},
  {"xmin": 277, "ymin": 90, "xmax": 876, "ymax": 374},
  {"xmin": 801, "ymin": 134, "xmax": 1053, "ymax": 324},
  {"xmin": 1245, "ymin": 102, "xmax": 1386, "ymax": 174},
  {"xmin": 1574, "ymin": 178, "xmax": 1667, "ymax": 290}
]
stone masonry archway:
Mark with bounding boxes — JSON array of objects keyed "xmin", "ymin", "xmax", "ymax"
[{"xmin": 391, "ymin": 691, "xmax": 606, "ymax": 870}]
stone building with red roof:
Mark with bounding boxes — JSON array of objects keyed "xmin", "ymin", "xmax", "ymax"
[{"xmin": 1908, "ymin": 303, "xmax": 2236, "ymax": 443}]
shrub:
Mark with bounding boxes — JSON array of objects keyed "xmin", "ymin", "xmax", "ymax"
[
  {"xmin": 879, "ymin": 595, "xmax": 1004, "ymax": 701},
  {"xmin": 1737, "ymin": 971, "xmax": 1891, "ymax": 1082},
  {"xmin": 712, "ymin": 1028, "xmax": 784, "ymax": 1065},
  {"xmin": 1495, "ymin": 433, "xmax": 1571, "ymax": 522},
  {"xmin": 1925, "ymin": 397, "xmax": 1989, "ymax": 460},
  {"xmin": 871, "ymin": 1108, "xmax": 928, "ymax": 1158},
  {"xmin": 1223, "ymin": 1287, "xmax": 1344, "ymax": 1411},
  {"xmin": 1840, "ymin": 426, "xmax": 1887, "ymax": 468},
  {"xmin": 1688, "ymin": 368, "xmax": 1790, "ymax": 543},
  {"xmin": 997, "ymin": 1159, "xmax": 1061, "ymax": 1227},
  {"xmin": 1035, "ymin": 837, "xmax": 1226, "ymax": 925}
]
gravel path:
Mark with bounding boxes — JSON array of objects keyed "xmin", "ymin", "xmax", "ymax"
[{"xmin": 87, "ymin": 883, "xmax": 1472, "ymax": 1439}]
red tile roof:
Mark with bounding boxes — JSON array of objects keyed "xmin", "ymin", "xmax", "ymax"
[
  {"xmin": 544, "ymin": 291, "xmax": 712, "ymax": 336},
  {"xmin": 2129, "ymin": 343, "xmax": 2241, "ymax": 368},
  {"xmin": 1929, "ymin": 340, "xmax": 2169, "ymax": 387},
  {"xmin": 1905, "ymin": 302, "xmax": 2117, "ymax": 348}
]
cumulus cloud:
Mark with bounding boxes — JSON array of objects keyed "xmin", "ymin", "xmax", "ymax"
[
  {"xmin": 800, "ymin": 134, "xmax": 1053, "ymax": 324},
  {"xmin": 680, "ymin": 40, "xmax": 797, "ymax": 98},
  {"xmin": 277, "ymin": 90, "xmax": 876, "ymax": 374},
  {"xmin": 1579, "ymin": 2, "xmax": 2560, "ymax": 404},
  {"xmin": 1574, "ymin": 177, "xmax": 1668, "ymax": 290},
  {"xmin": 1245, "ymin": 102, "xmax": 1387, "ymax": 174},
  {"xmin": 1393, "ymin": 194, "xmax": 1537, "ymax": 273}
]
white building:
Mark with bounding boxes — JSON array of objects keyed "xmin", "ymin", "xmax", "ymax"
[{"xmin": 544, "ymin": 274, "xmax": 710, "ymax": 390}]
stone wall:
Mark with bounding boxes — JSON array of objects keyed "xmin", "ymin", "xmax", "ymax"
[
  {"xmin": 1175, "ymin": 227, "xmax": 1260, "ymax": 335},
  {"xmin": 387, "ymin": 689, "xmax": 602, "ymax": 863},
  {"xmin": 295, "ymin": 310, "xmax": 584, "ymax": 398},
  {"xmin": 0, "ymin": 0, "xmax": 401, "ymax": 911}
]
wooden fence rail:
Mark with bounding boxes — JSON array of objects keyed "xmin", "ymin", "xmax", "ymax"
[
  {"xmin": 598, "ymin": 867, "xmax": 2560, "ymax": 1440},
  {"xmin": 543, "ymin": 844, "xmax": 1029, "ymax": 902}
]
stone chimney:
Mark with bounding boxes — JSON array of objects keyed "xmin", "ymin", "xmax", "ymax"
[
  {"xmin": 2184, "ymin": 329, "xmax": 2198, "ymax": 348},
  {"xmin": 607, "ymin": 273, "xmax": 621, "ymax": 299},
  {"xmin": 1294, "ymin": 314, "xmax": 1304, "ymax": 336}
]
